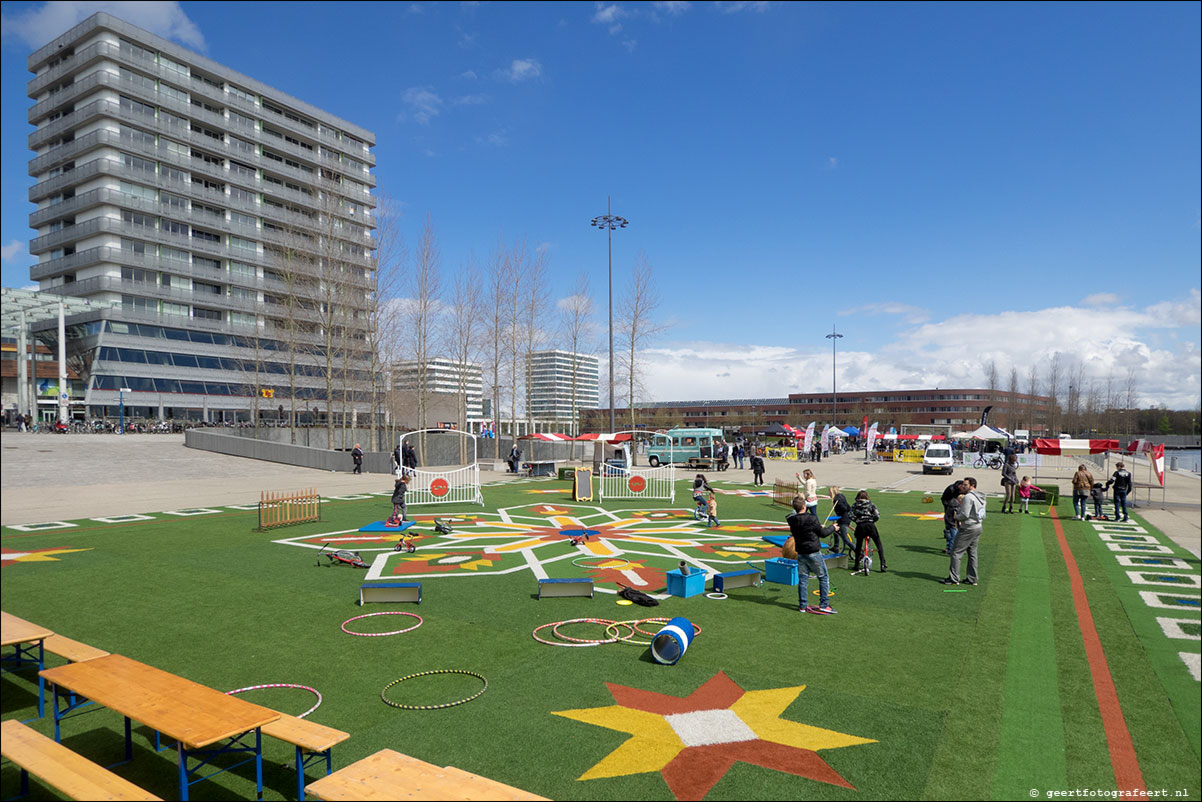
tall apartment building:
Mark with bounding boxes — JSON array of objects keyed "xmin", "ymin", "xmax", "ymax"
[
  {"xmin": 391, "ymin": 358, "xmax": 484, "ymax": 424},
  {"xmin": 525, "ymin": 350, "xmax": 600, "ymax": 430},
  {"xmin": 25, "ymin": 13, "xmax": 377, "ymax": 422}
]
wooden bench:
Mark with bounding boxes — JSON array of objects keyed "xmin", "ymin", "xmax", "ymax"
[
  {"xmin": 261, "ymin": 712, "xmax": 350, "ymax": 801},
  {"xmin": 687, "ymin": 457, "xmax": 714, "ymax": 471},
  {"xmin": 306, "ymin": 748, "xmax": 546, "ymax": 801},
  {"xmin": 43, "ymin": 634, "xmax": 110, "ymax": 664},
  {"xmin": 0, "ymin": 720, "xmax": 160, "ymax": 801}
]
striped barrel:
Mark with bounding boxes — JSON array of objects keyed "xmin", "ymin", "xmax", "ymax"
[{"xmin": 650, "ymin": 617, "xmax": 695, "ymax": 665}]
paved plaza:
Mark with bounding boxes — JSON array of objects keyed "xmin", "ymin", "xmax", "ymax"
[{"xmin": 2, "ymin": 432, "xmax": 1197, "ymax": 557}]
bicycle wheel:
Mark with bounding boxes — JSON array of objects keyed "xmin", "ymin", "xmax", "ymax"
[{"xmin": 973, "ymin": 456, "xmax": 984, "ymax": 469}]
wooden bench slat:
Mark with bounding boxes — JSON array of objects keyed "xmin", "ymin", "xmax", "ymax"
[
  {"xmin": 43, "ymin": 633, "xmax": 110, "ymax": 663},
  {"xmin": 306, "ymin": 749, "xmax": 547, "ymax": 802},
  {"xmin": 0, "ymin": 720, "xmax": 161, "ymax": 801},
  {"xmin": 439, "ymin": 765, "xmax": 550, "ymax": 801},
  {"xmin": 261, "ymin": 712, "xmax": 350, "ymax": 753}
]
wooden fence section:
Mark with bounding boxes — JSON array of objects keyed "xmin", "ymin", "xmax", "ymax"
[
  {"xmin": 259, "ymin": 488, "xmax": 321, "ymax": 530},
  {"xmin": 772, "ymin": 480, "xmax": 801, "ymax": 507}
]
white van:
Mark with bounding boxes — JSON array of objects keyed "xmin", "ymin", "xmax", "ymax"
[{"xmin": 922, "ymin": 443, "xmax": 955, "ymax": 475}]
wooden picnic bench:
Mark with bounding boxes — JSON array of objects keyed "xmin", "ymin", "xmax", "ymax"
[
  {"xmin": 261, "ymin": 712, "xmax": 350, "ymax": 801},
  {"xmin": 305, "ymin": 748, "xmax": 547, "ymax": 801},
  {"xmin": 43, "ymin": 633, "xmax": 110, "ymax": 664},
  {"xmin": 0, "ymin": 719, "xmax": 160, "ymax": 801}
]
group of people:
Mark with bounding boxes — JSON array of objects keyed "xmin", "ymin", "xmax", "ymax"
[
  {"xmin": 1071, "ymin": 461, "xmax": 1134, "ymax": 522},
  {"xmin": 783, "ymin": 484, "xmax": 889, "ymax": 615},
  {"xmin": 998, "ymin": 453, "xmax": 1043, "ymax": 514},
  {"xmin": 939, "ymin": 477, "xmax": 987, "ymax": 585}
]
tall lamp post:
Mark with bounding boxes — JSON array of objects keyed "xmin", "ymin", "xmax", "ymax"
[
  {"xmin": 591, "ymin": 197, "xmax": 628, "ymax": 433},
  {"xmin": 826, "ymin": 326, "xmax": 843, "ymax": 429}
]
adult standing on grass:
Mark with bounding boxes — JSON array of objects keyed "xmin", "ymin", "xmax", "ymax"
[
  {"xmin": 1000, "ymin": 453, "xmax": 1018, "ymax": 513},
  {"xmin": 943, "ymin": 477, "xmax": 986, "ymax": 586},
  {"xmin": 850, "ymin": 490, "xmax": 887, "ymax": 573},
  {"xmin": 826, "ymin": 485, "xmax": 855, "ymax": 554},
  {"xmin": 1108, "ymin": 461, "xmax": 1133, "ymax": 522},
  {"xmin": 1071, "ymin": 464, "xmax": 1094, "ymax": 520},
  {"xmin": 941, "ymin": 479, "xmax": 967, "ymax": 555},
  {"xmin": 797, "ymin": 469, "xmax": 819, "ymax": 516},
  {"xmin": 402, "ymin": 441, "xmax": 418, "ymax": 476},
  {"xmin": 786, "ymin": 498, "xmax": 836, "ymax": 615}
]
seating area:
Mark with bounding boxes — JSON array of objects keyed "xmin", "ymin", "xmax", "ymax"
[
  {"xmin": 305, "ymin": 748, "xmax": 547, "ymax": 801},
  {"xmin": 0, "ymin": 720, "xmax": 160, "ymax": 801}
]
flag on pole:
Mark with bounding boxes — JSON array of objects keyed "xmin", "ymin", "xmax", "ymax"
[
  {"xmin": 803, "ymin": 422, "xmax": 816, "ymax": 455},
  {"xmin": 1151, "ymin": 443, "xmax": 1165, "ymax": 487}
]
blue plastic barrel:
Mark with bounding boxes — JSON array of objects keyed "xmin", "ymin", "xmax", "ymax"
[{"xmin": 650, "ymin": 617, "xmax": 695, "ymax": 665}]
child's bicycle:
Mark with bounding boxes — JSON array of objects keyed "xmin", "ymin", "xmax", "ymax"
[{"xmin": 853, "ymin": 527, "xmax": 875, "ymax": 577}]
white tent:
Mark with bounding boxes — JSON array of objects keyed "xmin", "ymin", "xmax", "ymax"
[
  {"xmin": 828, "ymin": 427, "xmax": 849, "ymax": 437},
  {"xmin": 967, "ymin": 424, "xmax": 1012, "ymax": 441}
]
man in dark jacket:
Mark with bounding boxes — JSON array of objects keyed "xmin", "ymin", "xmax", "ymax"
[
  {"xmin": 402, "ymin": 442, "xmax": 418, "ymax": 475},
  {"xmin": 941, "ymin": 479, "xmax": 967, "ymax": 554},
  {"xmin": 351, "ymin": 443, "xmax": 363, "ymax": 475},
  {"xmin": 786, "ymin": 499, "xmax": 836, "ymax": 614},
  {"xmin": 1108, "ymin": 461, "xmax": 1133, "ymax": 522}
]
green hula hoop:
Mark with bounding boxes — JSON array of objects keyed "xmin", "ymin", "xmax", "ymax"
[
  {"xmin": 571, "ymin": 556, "xmax": 635, "ymax": 571},
  {"xmin": 604, "ymin": 620, "xmax": 651, "ymax": 646},
  {"xmin": 381, "ymin": 669, "xmax": 487, "ymax": 710}
]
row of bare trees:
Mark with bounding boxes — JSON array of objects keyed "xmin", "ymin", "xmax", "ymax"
[{"xmin": 981, "ymin": 357, "xmax": 1142, "ymax": 438}]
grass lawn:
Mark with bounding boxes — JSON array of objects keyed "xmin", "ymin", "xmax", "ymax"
[{"xmin": 2, "ymin": 476, "xmax": 1199, "ymax": 801}]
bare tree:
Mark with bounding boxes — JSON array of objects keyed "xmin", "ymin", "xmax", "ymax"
[
  {"xmin": 616, "ymin": 252, "xmax": 666, "ymax": 430},
  {"xmin": 560, "ymin": 272, "xmax": 595, "ymax": 458},
  {"xmin": 1045, "ymin": 354, "xmax": 1064, "ymax": 435},
  {"xmin": 521, "ymin": 246, "xmax": 551, "ymax": 434},
  {"xmin": 1124, "ymin": 367, "xmax": 1139, "ymax": 440},
  {"xmin": 507, "ymin": 239, "xmax": 530, "ymax": 439},
  {"xmin": 484, "ymin": 236, "xmax": 513, "ymax": 458},
  {"xmin": 448, "ymin": 255, "xmax": 483, "ymax": 463},
  {"xmin": 365, "ymin": 195, "xmax": 404, "ymax": 451},
  {"xmin": 1006, "ymin": 367, "xmax": 1019, "ymax": 431},
  {"xmin": 404, "ymin": 214, "xmax": 444, "ymax": 458},
  {"xmin": 1025, "ymin": 363, "xmax": 1040, "ymax": 435}
]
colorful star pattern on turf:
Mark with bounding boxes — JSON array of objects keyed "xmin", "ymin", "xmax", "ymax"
[
  {"xmin": 552, "ymin": 671, "xmax": 875, "ymax": 800},
  {"xmin": 273, "ymin": 503, "xmax": 792, "ymax": 594},
  {"xmin": 1, "ymin": 546, "xmax": 92, "ymax": 566}
]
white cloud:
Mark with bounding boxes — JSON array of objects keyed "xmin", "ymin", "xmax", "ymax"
[
  {"xmin": 475, "ymin": 130, "xmax": 508, "ymax": 147},
  {"xmin": 714, "ymin": 1, "xmax": 770, "ymax": 12},
  {"xmin": 592, "ymin": 4, "xmax": 627, "ymax": 25},
  {"xmin": 401, "ymin": 87, "xmax": 443, "ymax": 125},
  {"xmin": 622, "ymin": 39, "xmax": 638, "ymax": 52},
  {"xmin": 2, "ymin": 1, "xmax": 205, "ymax": 50},
  {"xmin": 628, "ymin": 295, "xmax": 1202, "ymax": 409},
  {"xmin": 504, "ymin": 59, "xmax": 542, "ymax": 82},
  {"xmin": 459, "ymin": 70, "xmax": 478, "ymax": 81},
  {"xmin": 1, "ymin": 240, "xmax": 25, "ymax": 262},
  {"xmin": 827, "ymin": 156, "xmax": 838, "ymax": 170},
  {"xmin": 1082, "ymin": 292, "xmax": 1120, "ymax": 307},
  {"xmin": 837, "ymin": 302, "xmax": 928, "ymax": 325},
  {"xmin": 652, "ymin": 1, "xmax": 692, "ymax": 15},
  {"xmin": 452, "ymin": 93, "xmax": 489, "ymax": 106}
]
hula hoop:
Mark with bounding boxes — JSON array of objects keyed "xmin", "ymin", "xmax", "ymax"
[
  {"xmin": 572, "ymin": 556, "xmax": 635, "ymax": 571},
  {"xmin": 551, "ymin": 618, "xmax": 622, "ymax": 645},
  {"xmin": 631, "ymin": 618, "xmax": 703, "ymax": 639},
  {"xmin": 226, "ymin": 683, "xmax": 322, "ymax": 719},
  {"xmin": 532, "ymin": 621, "xmax": 603, "ymax": 647},
  {"xmin": 381, "ymin": 669, "xmax": 487, "ymax": 710},
  {"xmin": 705, "ymin": 592, "xmax": 728, "ymax": 600},
  {"xmin": 605, "ymin": 620, "xmax": 651, "ymax": 646},
  {"xmin": 341, "ymin": 611, "xmax": 423, "ymax": 637}
]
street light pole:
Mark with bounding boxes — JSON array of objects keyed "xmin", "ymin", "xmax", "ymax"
[
  {"xmin": 591, "ymin": 197, "xmax": 628, "ymax": 433},
  {"xmin": 826, "ymin": 326, "xmax": 843, "ymax": 429}
]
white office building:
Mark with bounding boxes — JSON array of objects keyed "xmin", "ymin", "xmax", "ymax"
[
  {"xmin": 392, "ymin": 358, "xmax": 484, "ymax": 423},
  {"xmin": 24, "ymin": 12, "xmax": 376, "ymax": 423},
  {"xmin": 525, "ymin": 350, "xmax": 600, "ymax": 430}
]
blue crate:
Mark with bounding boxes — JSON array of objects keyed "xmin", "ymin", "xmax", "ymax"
[
  {"xmin": 765, "ymin": 557, "xmax": 799, "ymax": 586},
  {"xmin": 665, "ymin": 568, "xmax": 705, "ymax": 598}
]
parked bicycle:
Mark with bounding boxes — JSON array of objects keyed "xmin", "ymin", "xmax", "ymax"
[{"xmin": 973, "ymin": 453, "xmax": 1004, "ymax": 470}]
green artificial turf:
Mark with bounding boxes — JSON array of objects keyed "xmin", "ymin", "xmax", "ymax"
[{"xmin": 1, "ymin": 478, "xmax": 1198, "ymax": 801}]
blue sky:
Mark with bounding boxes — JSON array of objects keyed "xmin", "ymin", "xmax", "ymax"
[{"xmin": 2, "ymin": 1, "xmax": 1199, "ymax": 408}]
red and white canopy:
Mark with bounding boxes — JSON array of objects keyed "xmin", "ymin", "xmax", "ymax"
[
  {"xmin": 574, "ymin": 432, "xmax": 632, "ymax": 442},
  {"xmin": 518, "ymin": 433, "xmax": 574, "ymax": 441},
  {"xmin": 1032, "ymin": 438, "xmax": 1120, "ymax": 455}
]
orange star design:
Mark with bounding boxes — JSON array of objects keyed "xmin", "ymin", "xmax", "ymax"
[{"xmin": 552, "ymin": 671, "xmax": 874, "ymax": 800}]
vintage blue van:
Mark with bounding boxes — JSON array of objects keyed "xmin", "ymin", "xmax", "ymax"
[{"xmin": 645, "ymin": 427, "xmax": 725, "ymax": 467}]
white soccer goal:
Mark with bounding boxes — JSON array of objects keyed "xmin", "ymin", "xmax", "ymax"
[
  {"xmin": 399, "ymin": 429, "xmax": 484, "ymax": 507},
  {"xmin": 599, "ymin": 463, "xmax": 676, "ymax": 502}
]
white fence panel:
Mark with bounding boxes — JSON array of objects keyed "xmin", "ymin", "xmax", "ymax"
[{"xmin": 599, "ymin": 464, "xmax": 675, "ymax": 502}]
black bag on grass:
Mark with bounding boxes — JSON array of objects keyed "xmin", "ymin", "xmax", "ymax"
[{"xmin": 619, "ymin": 586, "xmax": 659, "ymax": 607}]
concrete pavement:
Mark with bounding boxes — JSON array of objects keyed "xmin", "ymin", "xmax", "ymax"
[{"xmin": 2, "ymin": 432, "xmax": 1197, "ymax": 557}]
